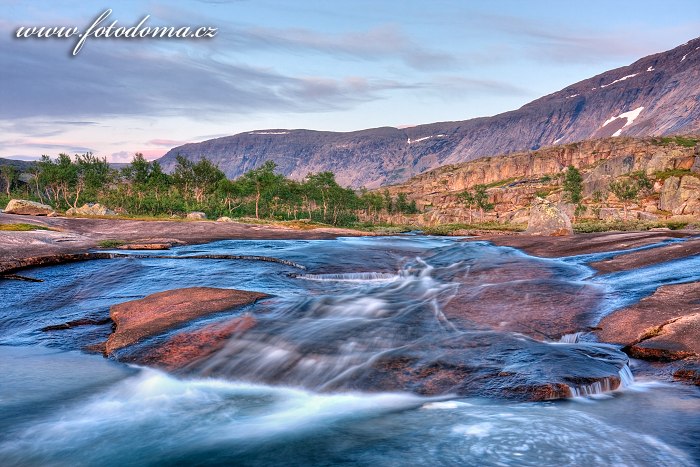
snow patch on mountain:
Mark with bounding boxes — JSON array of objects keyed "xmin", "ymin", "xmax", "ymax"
[
  {"xmin": 602, "ymin": 107, "xmax": 645, "ymax": 136},
  {"xmin": 407, "ymin": 134, "xmax": 446, "ymax": 145},
  {"xmin": 601, "ymin": 74, "xmax": 638, "ymax": 88}
]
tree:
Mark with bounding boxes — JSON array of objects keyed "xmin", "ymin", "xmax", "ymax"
[
  {"xmin": 473, "ymin": 184, "xmax": 494, "ymax": 221},
  {"xmin": 172, "ymin": 156, "xmax": 225, "ymax": 204},
  {"xmin": 0, "ymin": 165, "xmax": 18, "ymax": 196},
  {"xmin": 459, "ymin": 189, "xmax": 476, "ymax": 223},
  {"xmin": 563, "ymin": 166, "xmax": 583, "ymax": 204},
  {"xmin": 563, "ymin": 165, "xmax": 585, "ymax": 220},
  {"xmin": 609, "ymin": 180, "xmax": 638, "ymax": 220},
  {"xmin": 631, "ymin": 170, "xmax": 653, "ymax": 195},
  {"xmin": 241, "ymin": 161, "xmax": 283, "ymax": 219}
]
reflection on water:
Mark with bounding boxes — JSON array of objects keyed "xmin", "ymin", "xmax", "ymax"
[{"xmin": 0, "ymin": 236, "xmax": 699, "ymax": 465}]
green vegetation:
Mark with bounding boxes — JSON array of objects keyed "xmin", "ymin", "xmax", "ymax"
[
  {"xmin": 608, "ymin": 171, "xmax": 655, "ymax": 220},
  {"xmin": 459, "ymin": 184, "xmax": 494, "ymax": 222},
  {"xmin": 652, "ymin": 168, "xmax": 694, "ymax": 181},
  {"xmin": 563, "ymin": 165, "xmax": 584, "ymax": 218},
  {"xmin": 420, "ymin": 222, "xmax": 526, "ymax": 236},
  {"xmin": 574, "ymin": 219, "xmax": 688, "ymax": 233},
  {"xmin": 3, "ymin": 153, "xmax": 419, "ymax": 227},
  {"xmin": 483, "ymin": 177, "xmax": 519, "ymax": 189},
  {"xmin": 651, "ymin": 136, "xmax": 698, "ymax": 148},
  {"xmin": 0, "ymin": 223, "xmax": 51, "ymax": 231},
  {"xmin": 97, "ymin": 239, "xmax": 126, "ymax": 248},
  {"xmin": 0, "ymin": 165, "xmax": 19, "ymax": 196}
]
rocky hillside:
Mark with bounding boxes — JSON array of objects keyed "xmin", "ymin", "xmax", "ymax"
[
  {"xmin": 380, "ymin": 136, "xmax": 700, "ymax": 225},
  {"xmin": 159, "ymin": 37, "xmax": 700, "ymax": 188}
]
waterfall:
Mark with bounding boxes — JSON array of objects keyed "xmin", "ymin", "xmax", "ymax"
[
  {"xmin": 559, "ymin": 332, "xmax": 583, "ymax": 343},
  {"xmin": 569, "ymin": 364, "xmax": 635, "ymax": 397},
  {"xmin": 294, "ymin": 272, "xmax": 403, "ymax": 282}
]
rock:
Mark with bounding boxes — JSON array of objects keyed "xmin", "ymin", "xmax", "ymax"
[
  {"xmin": 659, "ymin": 175, "xmax": 700, "ymax": 215},
  {"xmin": 216, "ymin": 216, "xmax": 234, "ymax": 222},
  {"xmin": 596, "ymin": 282, "xmax": 700, "ymax": 361},
  {"xmin": 627, "ymin": 313, "xmax": 700, "ymax": 361},
  {"xmin": 66, "ymin": 203, "xmax": 116, "ymax": 217},
  {"xmin": 105, "ymin": 287, "xmax": 268, "ymax": 354},
  {"xmin": 350, "ymin": 335, "xmax": 628, "ymax": 401},
  {"xmin": 636, "ymin": 211, "xmax": 659, "ymax": 221},
  {"xmin": 186, "ymin": 211, "xmax": 207, "ymax": 220},
  {"xmin": 525, "ymin": 197, "xmax": 573, "ymax": 236},
  {"xmin": 590, "ymin": 238, "xmax": 700, "ymax": 274},
  {"xmin": 673, "ymin": 360, "xmax": 700, "ymax": 385},
  {"xmin": 127, "ymin": 315, "xmax": 257, "ymax": 370},
  {"xmin": 4, "ymin": 199, "xmax": 55, "ymax": 216},
  {"xmin": 598, "ymin": 207, "xmax": 623, "ymax": 221}
]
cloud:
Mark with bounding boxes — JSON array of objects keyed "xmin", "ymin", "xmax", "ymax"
[
  {"xmin": 147, "ymin": 139, "xmax": 188, "ymax": 146},
  {"xmin": 225, "ymin": 24, "xmax": 456, "ymax": 70},
  {"xmin": 0, "ymin": 26, "xmax": 420, "ymax": 122},
  {"xmin": 433, "ymin": 76, "xmax": 529, "ymax": 95}
]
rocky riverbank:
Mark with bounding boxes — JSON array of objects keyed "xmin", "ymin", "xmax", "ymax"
[{"xmin": 0, "ymin": 213, "xmax": 369, "ymax": 275}]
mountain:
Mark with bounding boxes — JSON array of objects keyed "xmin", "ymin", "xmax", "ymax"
[{"xmin": 158, "ymin": 37, "xmax": 700, "ymax": 188}]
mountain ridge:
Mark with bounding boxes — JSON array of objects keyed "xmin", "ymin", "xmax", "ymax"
[{"xmin": 159, "ymin": 37, "xmax": 700, "ymax": 188}]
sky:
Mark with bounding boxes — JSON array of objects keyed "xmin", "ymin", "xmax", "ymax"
[{"xmin": 1, "ymin": 0, "xmax": 699, "ymax": 162}]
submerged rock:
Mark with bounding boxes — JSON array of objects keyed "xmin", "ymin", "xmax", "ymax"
[
  {"xmin": 525, "ymin": 197, "xmax": 573, "ymax": 236},
  {"xmin": 105, "ymin": 287, "xmax": 268, "ymax": 355},
  {"xmin": 130, "ymin": 315, "xmax": 257, "ymax": 370},
  {"xmin": 4, "ymin": 199, "xmax": 55, "ymax": 216}
]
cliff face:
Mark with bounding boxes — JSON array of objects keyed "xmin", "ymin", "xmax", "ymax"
[
  {"xmin": 158, "ymin": 38, "xmax": 700, "ymax": 188},
  {"xmin": 380, "ymin": 136, "xmax": 700, "ymax": 225}
]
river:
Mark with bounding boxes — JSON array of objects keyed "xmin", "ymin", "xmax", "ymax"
[{"xmin": 0, "ymin": 236, "xmax": 698, "ymax": 466}]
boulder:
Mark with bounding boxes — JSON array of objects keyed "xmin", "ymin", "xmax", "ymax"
[
  {"xmin": 66, "ymin": 203, "xmax": 116, "ymax": 217},
  {"xmin": 216, "ymin": 216, "xmax": 234, "ymax": 222},
  {"xmin": 186, "ymin": 211, "xmax": 207, "ymax": 220},
  {"xmin": 105, "ymin": 287, "xmax": 268, "ymax": 355},
  {"xmin": 4, "ymin": 199, "xmax": 55, "ymax": 216},
  {"xmin": 525, "ymin": 197, "xmax": 573, "ymax": 236}
]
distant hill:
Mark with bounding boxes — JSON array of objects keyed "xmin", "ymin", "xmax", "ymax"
[
  {"xmin": 0, "ymin": 158, "xmax": 34, "ymax": 171},
  {"xmin": 159, "ymin": 37, "xmax": 700, "ymax": 188}
]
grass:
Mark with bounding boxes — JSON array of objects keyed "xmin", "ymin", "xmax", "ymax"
[
  {"xmin": 420, "ymin": 222, "xmax": 526, "ymax": 236},
  {"xmin": 483, "ymin": 177, "xmax": 520, "ymax": 189},
  {"xmin": 573, "ymin": 219, "xmax": 689, "ymax": 233},
  {"xmin": 0, "ymin": 223, "xmax": 51, "ymax": 231},
  {"xmin": 653, "ymin": 169, "xmax": 697, "ymax": 181},
  {"xmin": 651, "ymin": 136, "xmax": 699, "ymax": 148},
  {"xmin": 97, "ymin": 239, "xmax": 126, "ymax": 248}
]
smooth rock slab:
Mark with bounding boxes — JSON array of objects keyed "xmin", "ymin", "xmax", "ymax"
[
  {"xmin": 597, "ymin": 281, "xmax": 700, "ymax": 361},
  {"xmin": 105, "ymin": 287, "xmax": 268, "ymax": 354}
]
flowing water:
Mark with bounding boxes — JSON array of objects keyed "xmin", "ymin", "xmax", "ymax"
[{"xmin": 0, "ymin": 236, "xmax": 698, "ymax": 466}]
